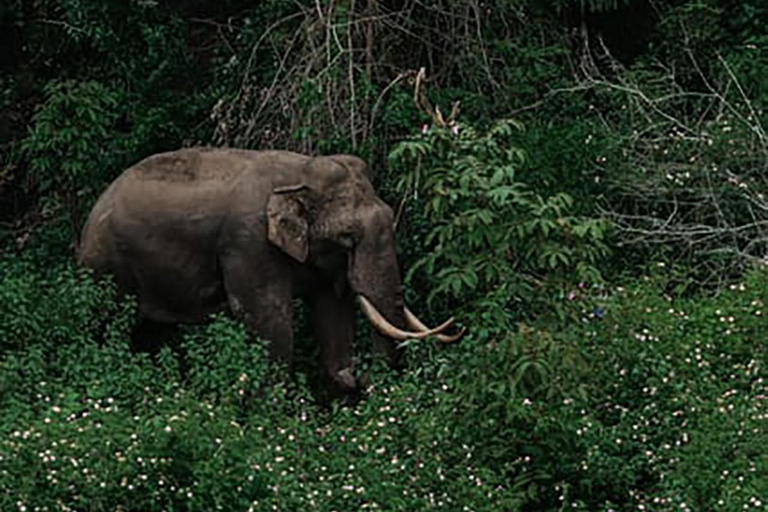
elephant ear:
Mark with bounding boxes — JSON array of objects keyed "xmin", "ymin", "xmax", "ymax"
[{"xmin": 267, "ymin": 185, "xmax": 309, "ymax": 263}]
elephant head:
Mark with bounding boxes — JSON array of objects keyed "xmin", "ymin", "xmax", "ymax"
[{"xmin": 265, "ymin": 154, "xmax": 464, "ymax": 366}]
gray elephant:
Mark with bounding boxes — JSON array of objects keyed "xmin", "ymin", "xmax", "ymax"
[{"xmin": 78, "ymin": 148, "xmax": 464, "ymax": 395}]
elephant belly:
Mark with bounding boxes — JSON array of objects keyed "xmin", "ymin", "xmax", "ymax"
[
  {"xmin": 122, "ymin": 243, "xmax": 227, "ymax": 323},
  {"xmin": 138, "ymin": 274, "xmax": 227, "ymax": 323}
]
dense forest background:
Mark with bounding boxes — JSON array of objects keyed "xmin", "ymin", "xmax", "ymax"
[{"xmin": 1, "ymin": 0, "xmax": 766, "ymax": 510}]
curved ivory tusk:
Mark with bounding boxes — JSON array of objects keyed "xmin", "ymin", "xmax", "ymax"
[
  {"xmin": 404, "ymin": 307, "xmax": 467, "ymax": 344},
  {"xmin": 273, "ymin": 184, "xmax": 307, "ymax": 194},
  {"xmin": 357, "ymin": 296, "xmax": 454, "ymax": 341}
]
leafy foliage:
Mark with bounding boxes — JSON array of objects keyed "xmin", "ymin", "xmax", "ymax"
[
  {"xmin": 23, "ymin": 80, "xmax": 119, "ymax": 194},
  {"xmin": 1, "ymin": 0, "xmax": 767, "ymax": 510},
  {"xmin": 391, "ymin": 120, "xmax": 609, "ymax": 319},
  {"xmin": 1, "ymin": 257, "xmax": 766, "ymax": 511}
]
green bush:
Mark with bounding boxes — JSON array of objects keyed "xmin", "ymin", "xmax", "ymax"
[
  {"xmin": 397, "ymin": 265, "xmax": 768, "ymax": 510},
  {"xmin": 390, "ymin": 119, "xmax": 610, "ymax": 325},
  {"xmin": 2, "ymin": 256, "xmax": 765, "ymax": 511},
  {"xmin": 23, "ymin": 80, "xmax": 120, "ymax": 196}
]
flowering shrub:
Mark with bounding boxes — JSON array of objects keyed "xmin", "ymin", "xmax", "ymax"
[
  {"xmin": 1, "ymin": 251, "xmax": 765, "ymax": 511},
  {"xmin": 553, "ymin": 267, "xmax": 768, "ymax": 510}
]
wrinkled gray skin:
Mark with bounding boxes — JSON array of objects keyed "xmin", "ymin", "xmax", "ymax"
[{"xmin": 79, "ymin": 148, "xmax": 406, "ymax": 396}]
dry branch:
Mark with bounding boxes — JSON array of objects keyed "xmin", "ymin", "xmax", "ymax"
[
  {"xmin": 574, "ymin": 32, "xmax": 768, "ymax": 280},
  {"xmin": 209, "ymin": 0, "xmax": 496, "ymax": 154}
]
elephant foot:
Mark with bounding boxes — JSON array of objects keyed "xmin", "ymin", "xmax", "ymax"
[
  {"xmin": 325, "ymin": 367, "xmax": 364, "ymax": 405},
  {"xmin": 334, "ymin": 368, "xmax": 357, "ymax": 393}
]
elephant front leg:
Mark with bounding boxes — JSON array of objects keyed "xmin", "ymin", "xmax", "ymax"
[
  {"xmin": 308, "ymin": 287, "xmax": 358, "ymax": 398},
  {"xmin": 223, "ymin": 262, "xmax": 295, "ymax": 372}
]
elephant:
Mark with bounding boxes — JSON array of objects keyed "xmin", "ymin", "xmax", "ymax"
[{"xmin": 78, "ymin": 148, "xmax": 465, "ymax": 396}]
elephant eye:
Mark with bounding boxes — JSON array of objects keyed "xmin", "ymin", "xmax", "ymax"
[{"xmin": 338, "ymin": 233, "xmax": 356, "ymax": 248}]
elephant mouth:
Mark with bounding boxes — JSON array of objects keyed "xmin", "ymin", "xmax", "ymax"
[{"xmin": 357, "ymin": 295, "xmax": 466, "ymax": 343}]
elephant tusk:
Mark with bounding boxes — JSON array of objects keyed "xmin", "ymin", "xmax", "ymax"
[
  {"xmin": 357, "ymin": 296, "xmax": 454, "ymax": 341},
  {"xmin": 404, "ymin": 307, "xmax": 467, "ymax": 344},
  {"xmin": 273, "ymin": 183, "xmax": 307, "ymax": 194}
]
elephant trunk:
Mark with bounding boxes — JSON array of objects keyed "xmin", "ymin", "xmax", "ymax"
[
  {"xmin": 348, "ymin": 219, "xmax": 464, "ymax": 367},
  {"xmin": 348, "ymin": 235, "xmax": 408, "ymax": 367}
]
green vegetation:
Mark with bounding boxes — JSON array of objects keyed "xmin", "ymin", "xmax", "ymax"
[{"xmin": 1, "ymin": 0, "xmax": 766, "ymax": 510}]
